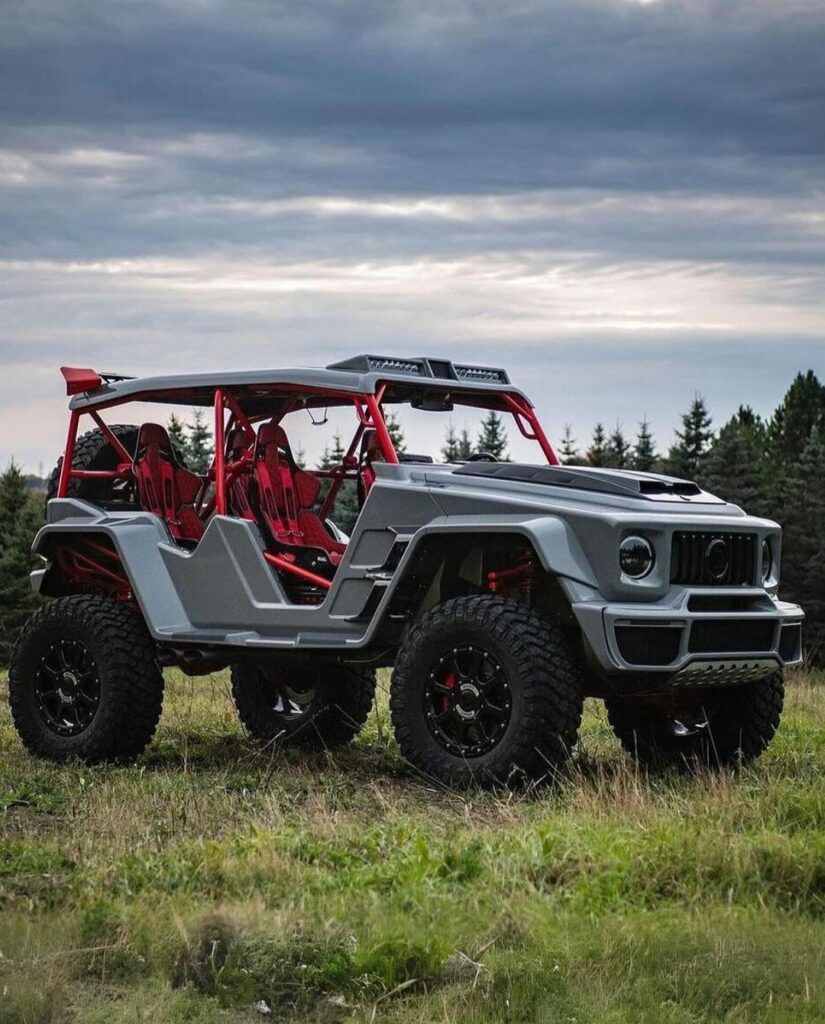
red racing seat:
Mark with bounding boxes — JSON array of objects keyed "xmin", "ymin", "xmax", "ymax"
[
  {"xmin": 226, "ymin": 427, "xmax": 256, "ymax": 521},
  {"xmin": 357, "ymin": 428, "xmax": 384, "ymax": 505},
  {"xmin": 253, "ymin": 420, "xmax": 346, "ymax": 569},
  {"xmin": 133, "ymin": 423, "xmax": 205, "ymax": 543}
]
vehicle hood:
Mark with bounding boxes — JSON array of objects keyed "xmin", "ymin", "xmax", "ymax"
[
  {"xmin": 449, "ymin": 462, "xmax": 723, "ymax": 504},
  {"xmin": 404, "ymin": 461, "xmax": 759, "ymax": 522}
]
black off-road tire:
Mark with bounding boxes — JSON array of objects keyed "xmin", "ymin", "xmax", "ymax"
[
  {"xmin": 231, "ymin": 662, "xmax": 376, "ymax": 749},
  {"xmin": 605, "ymin": 672, "xmax": 784, "ymax": 770},
  {"xmin": 390, "ymin": 595, "xmax": 585, "ymax": 787},
  {"xmin": 9, "ymin": 595, "xmax": 164, "ymax": 764},
  {"xmin": 46, "ymin": 424, "xmax": 140, "ymax": 507}
]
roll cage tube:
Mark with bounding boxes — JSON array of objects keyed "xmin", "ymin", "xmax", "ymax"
[
  {"xmin": 54, "ymin": 379, "xmax": 557, "ymax": 508},
  {"xmin": 55, "ymin": 383, "xmax": 401, "ymax": 500}
]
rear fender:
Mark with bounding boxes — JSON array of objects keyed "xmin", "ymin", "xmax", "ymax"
[{"xmin": 33, "ymin": 499, "xmax": 191, "ymax": 635}]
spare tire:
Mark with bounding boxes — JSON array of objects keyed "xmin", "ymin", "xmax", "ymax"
[{"xmin": 46, "ymin": 424, "xmax": 140, "ymax": 509}]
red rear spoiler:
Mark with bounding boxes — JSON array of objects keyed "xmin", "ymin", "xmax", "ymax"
[{"xmin": 61, "ymin": 366, "xmax": 103, "ymax": 396}]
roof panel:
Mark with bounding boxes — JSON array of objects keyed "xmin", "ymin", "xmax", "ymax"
[{"xmin": 68, "ymin": 363, "xmax": 530, "ymax": 410}]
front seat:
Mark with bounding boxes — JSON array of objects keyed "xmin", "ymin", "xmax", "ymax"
[
  {"xmin": 252, "ymin": 420, "xmax": 346, "ymax": 571},
  {"xmin": 133, "ymin": 423, "xmax": 205, "ymax": 543}
]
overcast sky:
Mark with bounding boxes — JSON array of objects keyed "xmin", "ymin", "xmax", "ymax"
[{"xmin": 2, "ymin": 0, "xmax": 824, "ymax": 471}]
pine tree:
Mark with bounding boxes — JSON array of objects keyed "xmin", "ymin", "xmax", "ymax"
[
  {"xmin": 0, "ymin": 462, "xmax": 43, "ymax": 664},
  {"xmin": 330, "ymin": 432, "xmax": 346, "ymax": 465},
  {"xmin": 317, "ymin": 433, "xmax": 358, "ymax": 534},
  {"xmin": 559, "ymin": 425, "xmax": 579, "ymax": 465},
  {"xmin": 317, "ymin": 432, "xmax": 345, "ymax": 472},
  {"xmin": 667, "ymin": 395, "xmax": 713, "ymax": 479},
  {"xmin": 167, "ymin": 413, "xmax": 189, "ymax": 463},
  {"xmin": 700, "ymin": 417, "xmax": 767, "ymax": 513},
  {"xmin": 476, "ymin": 412, "xmax": 509, "ymax": 460},
  {"xmin": 767, "ymin": 370, "xmax": 825, "ymax": 465},
  {"xmin": 186, "ymin": 409, "xmax": 214, "ymax": 475},
  {"xmin": 441, "ymin": 424, "xmax": 462, "ymax": 463},
  {"xmin": 782, "ymin": 422, "xmax": 825, "ymax": 662},
  {"xmin": 384, "ymin": 413, "xmax": 406, "ymax": 455},
  {"xmin": 586, "ymin": 423, "xmax": 608, "ymax": 467},
  {"xmin": 457, "ymin": 428, "xmax": 474, "ymax": 460},
  {"xmin": 606, "ymin": 422, "xmax": 632, "ymax": 469},
  {"xmin": 633, "ymin": 418, "xmax": 657, "ymax": 472}
]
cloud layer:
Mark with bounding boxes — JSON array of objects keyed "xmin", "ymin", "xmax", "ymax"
[{"xmin": 2, "ymin": 0, "xmax": 824, "ymax": 469}]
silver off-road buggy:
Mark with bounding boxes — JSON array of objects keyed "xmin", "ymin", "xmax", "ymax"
[{"xmin": 9, "ymin": 356, "xmax": 803, "ymax": 783}]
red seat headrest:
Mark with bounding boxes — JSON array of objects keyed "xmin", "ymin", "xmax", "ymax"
[
  {"xmin": 257, "ymin": 420, "xmax": 290, "ymax": 452},
  {"xmin": 360, "ymin": 428, "xmax": 383, "ymax": 461},
  {"xmin": 137, "ymin": 423, "xmax": 172, "ymax": 450},
  {"xmin": 228, "ymin": 427, "xmax": 250, "ymax": 454}
]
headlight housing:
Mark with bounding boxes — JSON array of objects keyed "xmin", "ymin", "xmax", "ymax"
[
  {"xmin": 761, "ymin": 539, "xmax": 772, "ymax": 584},
  {"xmin": 619, "ymin": 535, "xmax": 655, "ymax": 579}
]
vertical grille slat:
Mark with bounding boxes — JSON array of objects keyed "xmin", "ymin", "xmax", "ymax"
[{"xmin": 670, "ymin": 532, "xmax": 757, "ymax": 586}]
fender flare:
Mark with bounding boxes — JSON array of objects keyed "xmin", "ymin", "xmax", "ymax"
[
  {"xmin": 379, "ymin": 513, "xmax": 598, "ymax": 600},
  {"xmin": 32, "ymin": 499, "xmax": 192, "ymax": 637}
]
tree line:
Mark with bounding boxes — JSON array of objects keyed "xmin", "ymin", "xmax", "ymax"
[{"xmin": 1, "ymin": 373, "xmax": 823, "ymax": 663}]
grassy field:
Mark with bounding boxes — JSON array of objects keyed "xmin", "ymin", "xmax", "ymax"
[{"xmin": 3, "ymin": 669, "xmax": 825, "ymax": 1023}]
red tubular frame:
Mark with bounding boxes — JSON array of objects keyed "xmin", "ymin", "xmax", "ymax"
[
  {"xmin": 56, "ymin": 410, "xmax": 80, "ymax": 497},
  {"xmin": 263, "ymin": 551, "xmax": 332, "ymax": 589},
  {"xmin": 364, "ymin": 392, "xmax": 400, "ymax": 464},
  {"xmin": 52, "ymin": 373, "xmax": 558, "ymax": 601},
  {"xmin": 501, "ymin": 393, "xmax": 559, "ymax": 465},
  {"xmin": 214, "ymin": 388, "xmax": 227, "ymax": 515}
]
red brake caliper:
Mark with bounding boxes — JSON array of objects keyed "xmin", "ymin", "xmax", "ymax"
[{"xmin": 440, "ymin": 671, "xmax": 456, "ymax": 714}]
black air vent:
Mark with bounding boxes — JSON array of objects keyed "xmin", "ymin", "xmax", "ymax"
[
  {"xmin": 689, "ymin": 619, "xmax": 775, "ymax": 654},
  {"xmin": 615, "ymin": 624, "xmax": 683, "ymax": 666},
  {"xmin": 639, "ymin": 479, "xmax": 701, "ymax": 496},
  {"xmin": 426, "ymin": 359, "xmax": 456, "ymax": 380}
]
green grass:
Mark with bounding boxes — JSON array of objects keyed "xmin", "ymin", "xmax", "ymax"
[{"xmin": 3, "ymin": 669, "xmax": 825, "ymax": 1022}]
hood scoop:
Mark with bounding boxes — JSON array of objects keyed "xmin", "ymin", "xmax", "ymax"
[{"xmin": 451, "ymin": 462, "xmax": 721, "ymax": 503}]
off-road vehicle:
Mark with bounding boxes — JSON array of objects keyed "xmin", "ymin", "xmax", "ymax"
[{"xmin": 9, "ymin": 356, "xmax": 803, "ymax": 783}]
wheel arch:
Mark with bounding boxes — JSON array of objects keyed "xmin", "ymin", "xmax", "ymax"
[
  {"xmin": 32, "ymin": 501, "xmax": 191, "ymax": 636},
  {"xmin": 372, "ymin": 516, "xmax": 596, "ymax": 640}
]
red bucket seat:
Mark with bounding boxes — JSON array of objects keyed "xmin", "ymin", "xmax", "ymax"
[
  {"xmin": 133, "ymin": 423, "xmax": 205, "ymax": 543},
  {"xmin": 253, "ymin": 420, "xmax": 346, "ymax": 569}
]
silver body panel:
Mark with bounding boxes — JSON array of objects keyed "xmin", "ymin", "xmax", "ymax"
[{"xmin": 33, "ymin": 460, "xmax": 804, "ymax": 685}]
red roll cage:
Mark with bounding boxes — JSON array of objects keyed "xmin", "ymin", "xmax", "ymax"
[{"xmin": 55, "ymin": 367, "xmax": 559, "ymax": 593}]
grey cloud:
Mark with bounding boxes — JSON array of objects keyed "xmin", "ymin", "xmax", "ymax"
[{"xmin": 1, "ymin": 0, "xmax": 825, "ymax": 471}]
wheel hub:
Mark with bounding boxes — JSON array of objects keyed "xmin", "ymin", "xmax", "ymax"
[
  {"xmin": 424, "ymin": 645, "xmax": 512, "ymax": 757},
  {"xmin": 35, "ymin": 639, "xmax": 100, "ymax": 736}
]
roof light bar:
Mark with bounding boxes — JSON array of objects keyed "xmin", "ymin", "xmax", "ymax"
[{"xmin": 327, "ymin": 355, "xmax": 510, "ymax": 385}]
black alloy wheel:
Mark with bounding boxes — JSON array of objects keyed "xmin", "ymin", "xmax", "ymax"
[
  {"xmin": 34, "ymin": 638, "xmax": 101, "ymax": 736},
  {"xmin": 424, "ymin": 645, "xmax": 512, "ymax": 757},
  {"xmin": 391, "ymin": 595, "xmax": 585, "ymax": 787},
  {"xmin": 231, "ymin": 662, "xmax": 376, "ymax": 749},
  {"xmin": 9, "ymin": 595, "xmax": 165, "ymax": 764}
]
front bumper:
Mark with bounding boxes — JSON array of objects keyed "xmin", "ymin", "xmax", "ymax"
[{"xmin": 572, "ymin": 587, "xmax": 803, "ymax": 690}]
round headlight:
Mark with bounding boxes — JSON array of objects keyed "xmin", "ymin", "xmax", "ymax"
[
  {"xmin": 619, "ymin": 535, "xmax": 655, "ymax": 579},
  {"xmin": 761, "ymin": 539, "xmax": 772, "ymax": 583}
]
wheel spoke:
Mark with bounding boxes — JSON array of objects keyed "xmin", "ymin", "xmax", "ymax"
[
  {"xmin": 425, "ymin": 645, "xmax": 512, "ymax": 758},
  {"xmin": 468, "ymin": 648, "xmax": 484, "ymax": 678},
  {"xmin": 35, "ymin": 639, "xmax": 100, "ymax": 736},
  {"xmin": 449, "ymin": 654, "xmax": 466, "ymax": 681}
]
